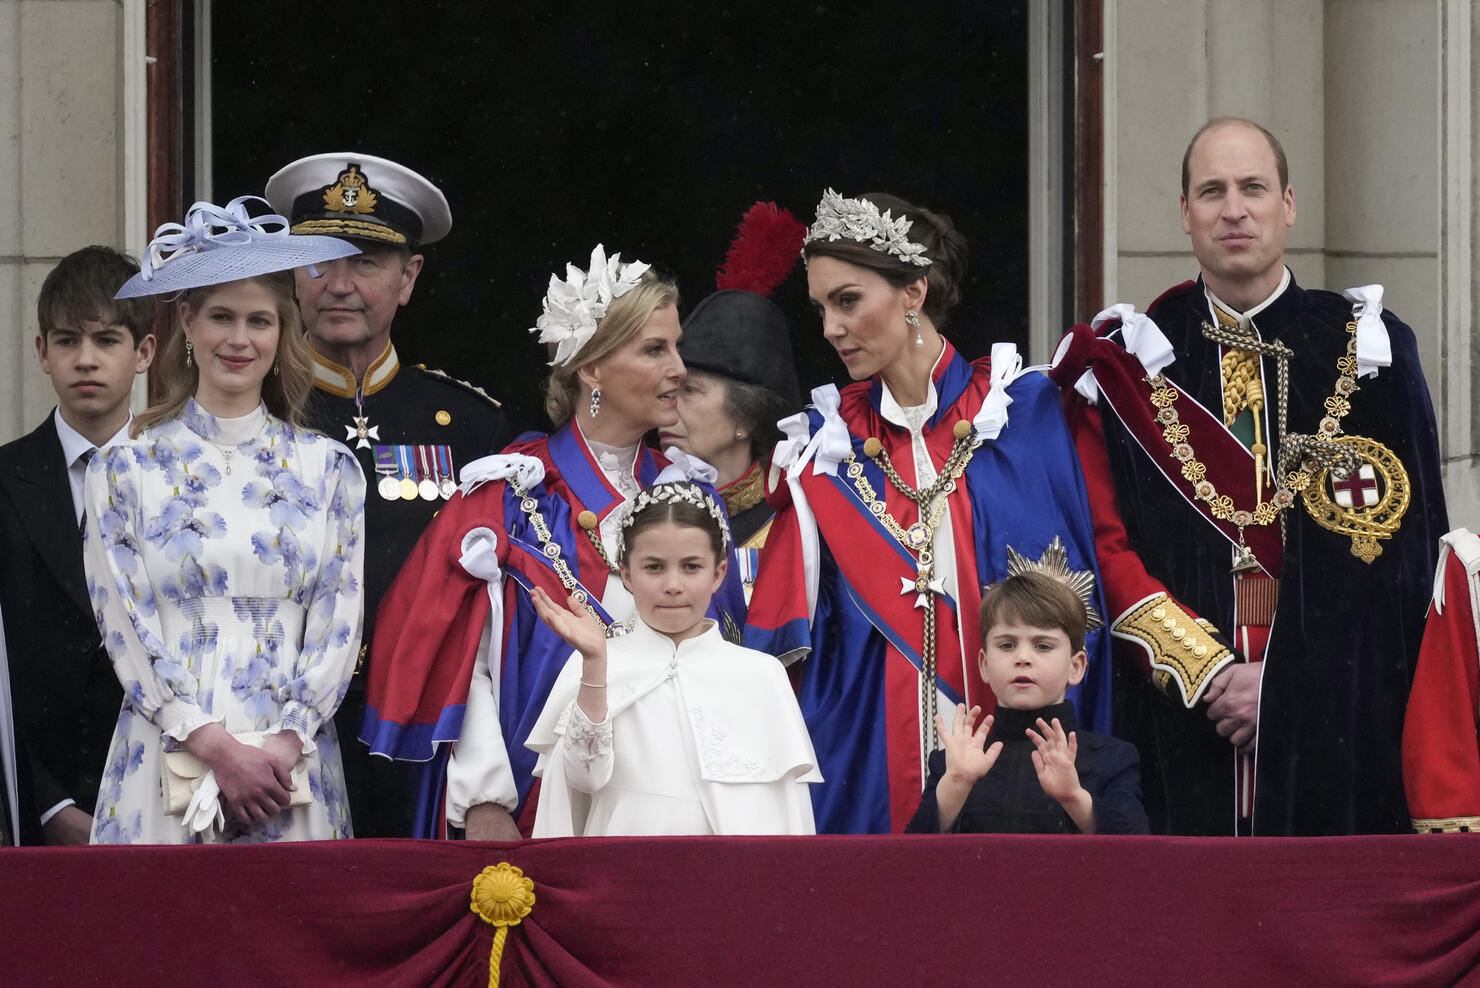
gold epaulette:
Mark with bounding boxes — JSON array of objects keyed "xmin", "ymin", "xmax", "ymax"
[
  {"xmin": 1114, "ymin": 593, "xmax": 1234, "ymax": 708},
  {"xmin": 415, "ymin": 365, "xmax": 504, "ymax": 409},
  {"xmin": 1411, "ymin": 816, "xmax": 1480, "ymax": 834}
]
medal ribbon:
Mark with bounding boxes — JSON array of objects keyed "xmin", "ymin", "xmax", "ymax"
[
  {"xmin": 396, "ymin": 445, "xmax": 417, "ymax": 482},
  {"xmin": 373, "ymin": 445, "xmax": 397, "ymax": 478}
]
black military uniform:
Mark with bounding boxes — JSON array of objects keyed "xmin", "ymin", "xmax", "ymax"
[
  {"xmin": 306, "ymin": 344, "xmax": 510, "ymax": 635},
  {"xmin": 267, "ymin": 152, "xmax": 513, "ymax": 835}
]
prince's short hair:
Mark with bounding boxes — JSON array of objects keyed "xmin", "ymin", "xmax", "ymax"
[
  {"xmin": 978, "ymin": 572, "xmax": 1087, "ymax": 654},
  {"xmin": 37, "ymin": 245, "xmax": 154, "ymax": 346}
]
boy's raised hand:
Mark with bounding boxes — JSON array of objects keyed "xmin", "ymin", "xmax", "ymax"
[
  {"xmin": 1028, "ymin": 716, "xmax": 1096, "ymax": 833},
  {"xmin": 1027, "ymin": 717, "xmax": 1080, "ymax": 799},
  {"xmin": 936, "ymin": 703, "xmax": 1003, "ymax": 784}
]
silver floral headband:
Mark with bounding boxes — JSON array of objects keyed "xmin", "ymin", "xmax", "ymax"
[
  {"xmin": 529, "ymin": 244, "xmax": 651, "ymax": 367},
  {"xmin": 617, "ymin": 481, "xmax": 733, "ymax": 560},
  {"xmin": 802, "ymin": 188, "xmax": 933, "ymax": 267}
]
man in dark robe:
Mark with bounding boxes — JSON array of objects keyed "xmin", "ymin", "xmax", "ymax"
[{"xmin": 1051, "ymin": 117, "xmax": 1447, "ymax": 835}]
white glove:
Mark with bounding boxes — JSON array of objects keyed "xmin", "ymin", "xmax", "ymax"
[{"xmin": 183, "ymin": 770, "xmax": 225, "ymax": 835}]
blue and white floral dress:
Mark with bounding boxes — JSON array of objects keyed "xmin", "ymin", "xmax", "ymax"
[{"xmin": 83, "ymin": 399, "xmax": 365, "ymax": 844}]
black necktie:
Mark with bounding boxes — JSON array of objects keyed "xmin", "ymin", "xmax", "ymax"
[{"xmin": 78, "ymin": 448, "xmax": 95, "ymax": 534}]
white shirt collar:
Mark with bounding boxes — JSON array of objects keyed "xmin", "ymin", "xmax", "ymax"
[
  {"xmin": 878, "ymin": 340, "xmax": 948, "ymax": 431},
  {"xmin": 1205, "ymin": 267, "xmax": 1291, "ymax": 329},
  {"xmin": 53, "ymin": 408, "xmax": 131, "ymax": 466}
]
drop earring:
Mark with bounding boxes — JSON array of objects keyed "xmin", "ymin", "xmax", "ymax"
[
  {"xmin": 272, "ymin": 359, "xmax": 280, "ymax": 377},
  {"xmin": 906, "ymin": 310, "xmax": 923, "ymax": 347},
  {"xmin": 184, "ymin": 337, "xmax": 194, "ymax": 367},
  {"xmin": 589, "ymin": 387, "xmax": 602, "ymax": 418}
]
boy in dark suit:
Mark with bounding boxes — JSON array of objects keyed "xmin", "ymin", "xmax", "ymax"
[
  {"xmin": 908, "ymin": 572, "xmax": 1149, "ymax": 834},
  {"xmin": 0, "ymin": 246, "xmax": 156, "ymax": 843}
]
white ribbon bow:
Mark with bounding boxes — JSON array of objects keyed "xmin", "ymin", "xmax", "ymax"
[
  {"xmin": 1342, "ymin": 285, "xmax": 1392, "ymax": 379},
  {"xmin": 656, "ymin": 446, "xmax": 719, "ymax": 485},
  {"xmin": 971, "ymin": 342, "xmax": 1023, "ymax": 440},
  {"xmin": 458, "ymin": 453, "xmax": 546, "ymax": 496},
  {"xmin": 799, "ymin": 385, "xmax": 852, "ymax": 476},
  {"xmin": 1064, "ymin": 303, "xmax": 1177, "ymax": 402},
  {"xmin": 771, "ymin": 411, "xmax": 814, "ymax": 472}
]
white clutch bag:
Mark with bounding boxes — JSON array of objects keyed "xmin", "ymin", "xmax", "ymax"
[{"xmin": 161, "ymin": 731, "xmax": 311, "ymax": 815}]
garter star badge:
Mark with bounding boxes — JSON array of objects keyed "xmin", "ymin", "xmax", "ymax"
[
  {"xmin": 1299, "ymin": 435, "xmax": 1410, "ymax": 563},
  {"xmin": 995, "ymin": 537, "xmax": 1104, "ymax": 630}
]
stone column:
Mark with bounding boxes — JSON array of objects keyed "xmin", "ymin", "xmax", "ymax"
[{"xmin": 0, "ymin": 0, "xmax": 145, "ymax": 445}]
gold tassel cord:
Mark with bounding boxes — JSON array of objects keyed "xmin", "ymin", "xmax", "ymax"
[{"xmin": 470, "ymin": 863, "xmax": 537, "ymax": 988}]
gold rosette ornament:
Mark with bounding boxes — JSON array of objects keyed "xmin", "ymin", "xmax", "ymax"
[{"xmin": 470, "ymin": 863, "xmax": 536, "ymax": 987}]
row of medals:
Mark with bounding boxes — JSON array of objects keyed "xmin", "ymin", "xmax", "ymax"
[
  {"xmin": 376, "ymin": 454, "xmax": 457, "ymax": 501},
  {"xmin": 378, "ymin": 472, "xmax": 456, "ymax": 502}
]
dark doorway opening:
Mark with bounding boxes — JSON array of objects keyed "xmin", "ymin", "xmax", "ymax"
[{"xmin": 211, "ymin": 2, "xmax": 1029, "ymax": 430}]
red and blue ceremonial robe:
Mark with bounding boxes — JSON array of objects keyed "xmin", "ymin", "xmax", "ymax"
[
  {"xmin": 1402, "ymin": 528, "xmax": 1480, "ymax": 833},
  {"xmin": 361, "ymin": 423, "xmax": 746, "ymax": 837},
  {"xmin": 745, "ymin": 341, "xmax": 1111, "ymax": 834}
]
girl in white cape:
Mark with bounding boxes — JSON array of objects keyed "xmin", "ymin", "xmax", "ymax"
[{"xmin": 527, "ymin": 481, "xmax": 820, "ymax": 836}]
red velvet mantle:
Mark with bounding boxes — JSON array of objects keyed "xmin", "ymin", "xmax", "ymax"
[{"xmin": 2, "ymin": 835, "xmax": 1477, "ymax": 986}]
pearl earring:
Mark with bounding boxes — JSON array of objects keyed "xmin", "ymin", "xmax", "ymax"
[{"xmin": 906, "ymin": 310, "xmax": 923, "ymax": 347}]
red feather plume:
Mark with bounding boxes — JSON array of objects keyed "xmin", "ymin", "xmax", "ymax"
[{"xmin": 714, "ymin": 201, "xmax": 806, "ymax": 297}]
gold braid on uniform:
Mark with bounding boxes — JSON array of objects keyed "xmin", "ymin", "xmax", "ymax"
[
  {"xmin": 1116, "ymin": 593, "xmax": 1233, "ymax": 707},
  {"xmin": 1220, "ymin": 348, "xmax": 1259, "ymax": 426},
  {"xmin": 719, "ymin": 460, "xmax": 766, "ymax": 517},
  {"xmin": 1411, "ymin": 815, "xmax": 1480, "ymax": 834}
]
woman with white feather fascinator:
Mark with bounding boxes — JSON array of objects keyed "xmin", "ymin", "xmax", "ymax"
[{"xmin": 361, "ymin": 245, "xmax": 746, "ymax": 839}]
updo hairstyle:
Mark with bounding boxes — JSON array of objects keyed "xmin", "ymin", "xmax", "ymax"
[
  {"xmin": 801, "ymin": 192, "xmax": 968, "ymax": 329},
  {"xmin": 541, "ymin": 270, "xmax": 680, "ymax": 426}
]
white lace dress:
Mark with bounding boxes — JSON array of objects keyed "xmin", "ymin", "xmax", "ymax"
[
  {"xmin": 83, "ymin": 400, "xmax": 365, "ymax": 844},
  {"xmin": 525, "ymin": 617, "xmax": 820, "ymax": 836}
]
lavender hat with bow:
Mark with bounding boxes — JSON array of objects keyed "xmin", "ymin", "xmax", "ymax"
[{"xmin": 114, "ymin": 196, "xmax": 360, "ymax": 299}]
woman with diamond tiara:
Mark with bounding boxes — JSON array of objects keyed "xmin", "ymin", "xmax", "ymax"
[
  {"xmin": 525, "ymin": 481, "xmax": 819, "ymax": 836},
  {"xmin": 363, "ymin": 247, "xmax": 746, "ymax": 840},
  {"xmin": 85, "ymin": 198, "xmax": 366, "ymax": 843},
  {"xmin": 744, "ymin": 190, "xmax": 1112, "ymax": 834}
]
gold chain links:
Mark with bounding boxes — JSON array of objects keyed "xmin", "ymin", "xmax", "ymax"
[{"xmin": 842, "ymin": 422, "xmax": 982, "ymax": 754}]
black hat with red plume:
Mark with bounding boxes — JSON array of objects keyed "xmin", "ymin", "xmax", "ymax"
[{"xmin": 680, "ymin": 202, "xmax": 804, "ymax": 409}]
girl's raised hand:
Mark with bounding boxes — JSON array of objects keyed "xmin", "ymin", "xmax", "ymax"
[{"xmin": 530, "ymin": 586, "xmax": 608, "ymax": 662}]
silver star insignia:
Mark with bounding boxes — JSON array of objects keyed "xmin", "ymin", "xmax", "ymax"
[
  {"xmin": 899, "ymin": 573, "xmax": 946, "ymax": 609},
  {"xmin": 345, "ymin": 416, "xmax": 380, "ymax": 450}
]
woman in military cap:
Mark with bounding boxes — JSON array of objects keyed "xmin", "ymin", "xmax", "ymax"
[{"xmin": 659, "ymin": 203, "xmax": 805, "ymax": 600}]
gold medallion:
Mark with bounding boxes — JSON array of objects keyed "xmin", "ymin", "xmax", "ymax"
[
  {"xmin": 1299, "ymin": 435, "xmax": 1410, "ymax": 563},
  {"xmin": 435, "ymin": 410, "xmax": 452, "ymax": 426},
  {"xmin": 400, "ymin": 477, "xmax": 419, "ymax": 501}
]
